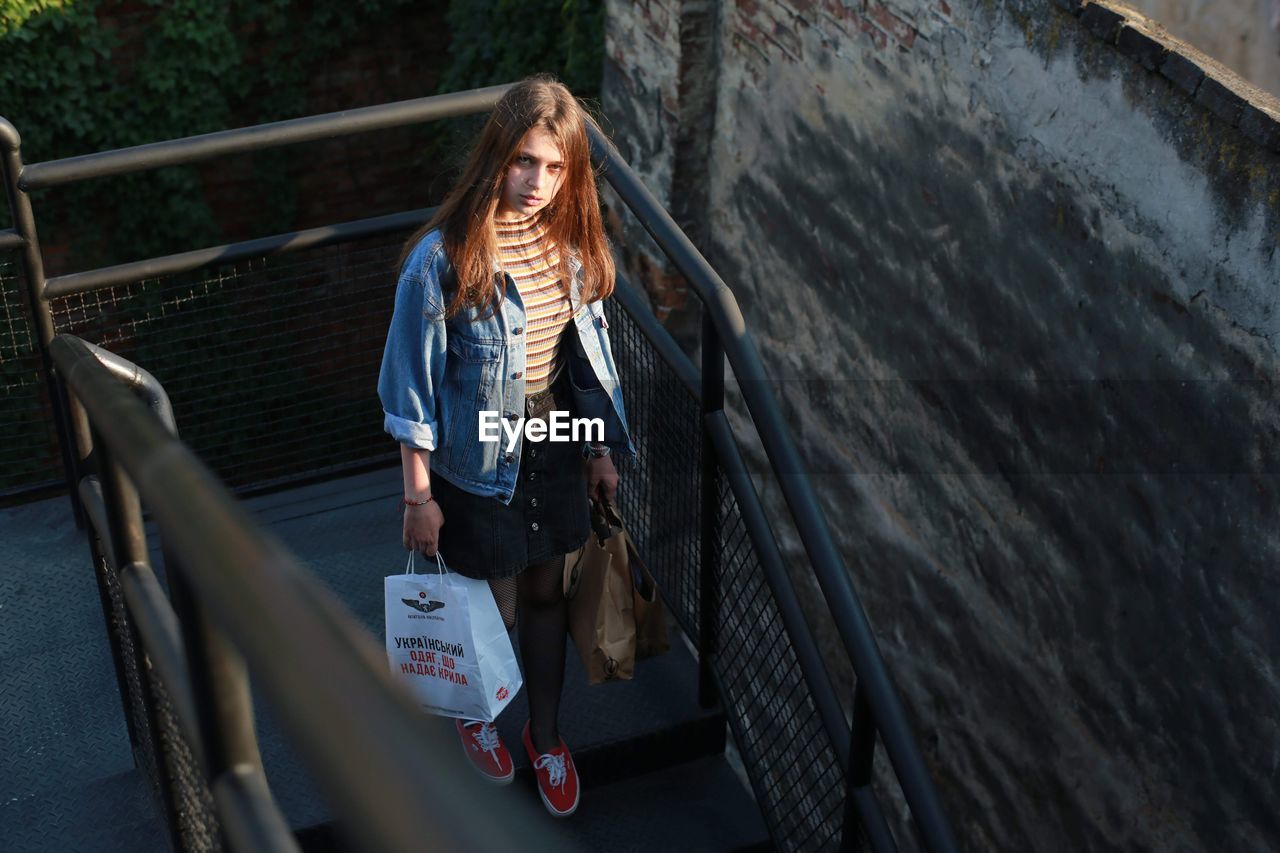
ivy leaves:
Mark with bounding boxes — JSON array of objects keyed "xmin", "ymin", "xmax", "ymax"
[
  {"xmin": 440, "ymin": 0, "xmax": 604, "ymax": 100},
  {"xmin": 0, "ymin": 0, "xmax": 415, "ymax": 266},
  {"xmin": 0, "ymin": 0, "xmax": 603, "ymax": 269}
]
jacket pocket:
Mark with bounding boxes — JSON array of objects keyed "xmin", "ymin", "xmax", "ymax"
[
  {"xmin": 448, "ymin": 335, "xmax": 502, "ymax": 363},
  {"xmin": 442, "ymin": 334, "xmax": 503, "ymax": 470}
]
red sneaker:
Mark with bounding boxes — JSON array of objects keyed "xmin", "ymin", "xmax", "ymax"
[
  {"xmin": 522, "ymin": 720, "xmax": 580, "ymax": 817},
  {"xmin": 455, "ymin": 718, "xmax": 514, "ymax": 785}
]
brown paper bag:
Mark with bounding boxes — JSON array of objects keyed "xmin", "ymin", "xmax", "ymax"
[
  {"xmin": 631, "ymin": 549, "xmax": 669, "ymax": 660},
  {"xmin": 563, "ymin": 498, "xmax": 668, "ymax": 683}
]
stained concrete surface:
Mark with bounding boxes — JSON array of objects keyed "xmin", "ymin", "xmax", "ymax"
[{"xmin": 604, "ymin": 0, "xmax": 1280, "ymax": 849}]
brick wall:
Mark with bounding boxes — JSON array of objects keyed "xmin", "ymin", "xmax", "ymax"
[{"xmin": 605, "ymin": 1, "xmax": 1280, "ymax": 850}]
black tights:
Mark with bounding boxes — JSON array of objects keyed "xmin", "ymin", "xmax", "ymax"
[{"xmin": 488, "ymin": 555, "xmax": 566, "ymax": 754}]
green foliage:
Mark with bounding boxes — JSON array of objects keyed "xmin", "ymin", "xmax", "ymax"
[
  {"xmin": 0, "ymin": 0, "xmax": 420, "ymax": 490},
  {"xmin": 0, "ymin": 0, "xmax": 606, "ymax": 261},
  {"xmin": 424, "ymin": 0, "xmax": 606, "ymax": 181},
  {"xmin": 0, "ymin": 0, "xmax": 416, "ymax": 264},
  {"xmin": 440, "ymin": 0, "xmax": 605, "ymax": 100}
]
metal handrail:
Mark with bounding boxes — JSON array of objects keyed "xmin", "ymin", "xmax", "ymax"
[
  {"xmin": 704, "ymin": 411, "xmax": 899, "ymax": 851},
  {"xmin": 76, "ymin": 339, "xmax": 175, "ymax": 431},
  {"xmin": 610, "ymin": 274, "xmax": 701, "ymax": 396},
  {"xmin": 44, "ymin": 208, "xmax": 434, "ymax": 299},
  {"xmin": 615, "ymin": 271, "xmax": 852, "ymax": 759},
  {"xmin": 0, "ymin": 227, "xmax": 22, "ymax": 250},
  {"xmin": 77, "ymin": 476, "xmax": 200, "ymax": 754},
  {"xmin": 48, "ymin": 333, "xmax": 557, "ymax": 852},
  {"xmin": 617, "ymin": 268, "xmax": 900, "ymax": 846},
  {"xmin": 18, "ymin": 86, "xmax": 511, "ymax": 190},
  {"xmin": 589, "ymin": 127, "xmax": 959, "ymax": 851},
  {"xmin": 1, "ymin": 116, "xmax": 83, "ymax": 525}
]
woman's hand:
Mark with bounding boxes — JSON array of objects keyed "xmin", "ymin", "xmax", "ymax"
[
  {"xmin": 587, "ymin": 455, "xmax": 619, "ymax": 503},
  {"xmin": 403, "ymin": 501, "xmax": 445, "ymax": 555}
]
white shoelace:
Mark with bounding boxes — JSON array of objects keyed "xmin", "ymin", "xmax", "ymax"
[
  {"xmin": 465, "ymin": 721, "xmax": 502, "ymax": 763},
  {"xmin": 534, "ymin": 752, "xmax": 567, "ymax": 790}
]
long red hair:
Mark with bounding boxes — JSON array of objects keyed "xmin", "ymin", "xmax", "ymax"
[{"xmin": 401, "ymin": 75, "xmax": 616, "ymax": 318}]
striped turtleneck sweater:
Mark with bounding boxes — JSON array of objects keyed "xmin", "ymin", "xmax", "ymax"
[{"xmin": 495, "ymin": 211, "xmax": 573, "ymax": 395}]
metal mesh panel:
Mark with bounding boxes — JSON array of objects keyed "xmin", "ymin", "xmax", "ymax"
[
  {"xmin": 0, "ymin": 251, "xmax": 61, "ymax": 495},
  {"xmin": 147, "ymin": 664, "xmax": 221, "ymax": 852},
  {"xmin": 713, "ymin": 478, "xmax": 847, "ymax": 851},
  {"xmin": 48, "ymin": 234, "xmax": 407, "ymax": 491},
  {"xmin": 98, "ymin": 546, "xmax": 221, "ymax": 850},
  {"xmin": 98, "ymin": 550, "xmax": 164, "ymax": 793},
  {"xmin": 607, "ymin": 300, "xmax": 847, "ymax": 852},
  {"xmin": 605, "ymin": 299, "xmax": 702, "ymax": 637}
]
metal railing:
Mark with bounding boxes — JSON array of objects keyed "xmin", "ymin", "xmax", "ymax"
[
  {"xmin": 49, "ymin": 332, "xmax": 556, "ymax": 851},
  {"xmin": 1, "ymin": 242, "xmax": 60, "ymax": 499},
  {"xmin": 593, "ymin": 132, "xmax": 959, "ymax": 852},
  {"xmin": 2, "ymin": 84, "xmax": 957, "ymax": 850}
]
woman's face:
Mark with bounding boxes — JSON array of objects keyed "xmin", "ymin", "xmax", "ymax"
[{"xmin": 496, "ymin": 126, "xmax": 566, "ymax": 221}]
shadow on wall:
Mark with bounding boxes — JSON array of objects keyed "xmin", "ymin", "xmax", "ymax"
[
  {"xmin": 718, "ymin": 100, "xmax": 1280, "ymax": 851},
  {"xmin": 604, "ymin": 0, "xmax": 1280, "ymax": 849}
]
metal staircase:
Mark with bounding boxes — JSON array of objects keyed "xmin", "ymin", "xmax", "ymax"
[{"xmin": 0, "ymin": 85, "xmax": 957, "ymax": 852}]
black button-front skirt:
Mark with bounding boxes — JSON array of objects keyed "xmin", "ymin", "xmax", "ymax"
[{"xmin": 430, "ymin": 374, "xmax": 591, "ymax": 580}]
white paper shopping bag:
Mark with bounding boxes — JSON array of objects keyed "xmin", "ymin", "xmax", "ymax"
[{"xmin": 384, "ymin": 552, "xmax": 522, "ymax": 722}]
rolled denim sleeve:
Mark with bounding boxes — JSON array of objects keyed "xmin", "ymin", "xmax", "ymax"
[{"xmin": 378, "ymin": 240, "xmax": 448, "ymax": 450}]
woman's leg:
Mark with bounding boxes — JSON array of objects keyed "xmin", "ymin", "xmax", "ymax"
[
  {"xmin": 488, "ymin": 577, "xmax": 518, "ymax": 632},
  {"xmin": 517, "ymin": 554, "xmax": 568, "ymax": 753},
  {"xmin": 456, "ymin": 576, "xmax": 520, "ymax": 784}
]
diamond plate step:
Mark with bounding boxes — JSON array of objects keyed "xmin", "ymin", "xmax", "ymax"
[
  {"xmin": 548, "ymin": 753, "xmax": 772, "ymax": 853},
  {"xmin": 0, "ymin": 768, "xmax": 168, "ymax": 853}
]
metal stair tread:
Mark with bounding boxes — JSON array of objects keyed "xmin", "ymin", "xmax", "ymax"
[
  {"xmin": 0, "ymin": 767, "xmax": 168, "ymax": 853},
  {"xmin": 535, "ymin": 753, "xmax": 772, "ymax": 853},
  {"xmin": 256, "ymin": 633, "xmax": 724, "ymax": 835},
  {"xmin": 0, "ymin": 639, "xmax": 135, "ymax": 804}
]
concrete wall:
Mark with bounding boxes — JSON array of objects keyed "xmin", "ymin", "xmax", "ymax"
[{"xmin": 604, "ymin": 1, "xmax": 1280, "ymax": 850}]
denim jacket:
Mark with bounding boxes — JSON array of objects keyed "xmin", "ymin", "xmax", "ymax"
[{"xmin": 378, "ymin": 228, "xmax": 635, "ymax": 504}]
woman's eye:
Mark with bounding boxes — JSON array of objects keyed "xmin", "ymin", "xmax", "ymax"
[{"xmin": 516, "ymin": 155, "xmax": 531, "ymax": 165}]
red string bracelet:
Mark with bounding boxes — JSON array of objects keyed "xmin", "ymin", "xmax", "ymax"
[{"xmin": 399, "ymin": 495, "xmax": 434, "ymax": 513}]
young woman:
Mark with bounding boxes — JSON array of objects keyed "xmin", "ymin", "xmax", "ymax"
[{"xmin": 378, "ymin": 76, "xmax": 634, "ymax": 818}]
